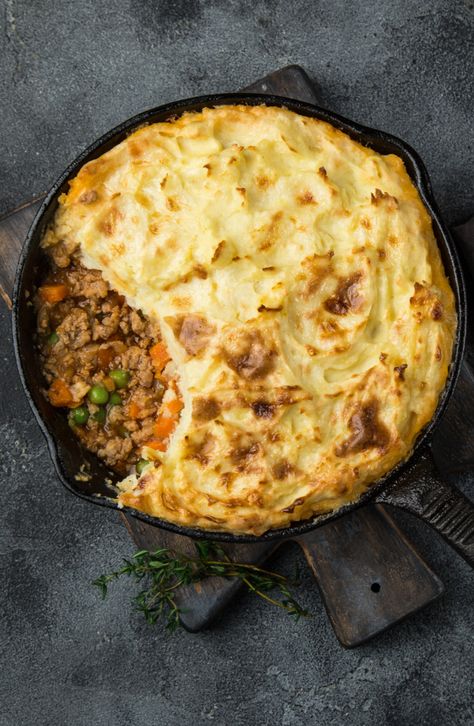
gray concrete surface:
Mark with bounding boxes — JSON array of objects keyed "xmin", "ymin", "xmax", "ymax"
[{"xmin": 1, "ymin": 2, "xmax": 473, "ymax": 725}]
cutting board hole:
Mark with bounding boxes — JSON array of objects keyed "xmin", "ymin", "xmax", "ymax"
[{"xmin": 371, "ymin": 582, "xmax": 381, "ymax": 593}]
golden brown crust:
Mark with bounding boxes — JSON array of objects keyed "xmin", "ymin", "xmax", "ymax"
[{"xmin": 41, "ymin": 104, "xmax": 456, "ymax": 535}]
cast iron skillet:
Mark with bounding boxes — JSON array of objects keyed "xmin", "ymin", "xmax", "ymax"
[{"xmin": 12, "ymin": 93, "xmax": 474, "ymax": 564}]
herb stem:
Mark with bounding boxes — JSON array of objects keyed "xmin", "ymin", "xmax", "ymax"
[
  {"xmin": 203, "ymin": 560, "xmax": 288, "ymax": 580},
  {"xmin": 93, "ymin": 541, "xmax": 310, "ymax": 630},
  {"xmin": 241, "ymin": 576, "xmax": 292, "ymax": 611}
]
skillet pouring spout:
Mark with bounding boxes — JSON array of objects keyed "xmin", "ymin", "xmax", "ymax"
[{"xmin": 376, "ymin": 447, "xmax": 474, "ymax": 567}]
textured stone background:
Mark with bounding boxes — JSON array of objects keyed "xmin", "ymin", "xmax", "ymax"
[{"xmin": 1, "ymin": 2, "xmax": 473, "ymax": 725}]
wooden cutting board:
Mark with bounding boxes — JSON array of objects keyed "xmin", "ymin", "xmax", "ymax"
[{"xmin": 7, "ymin": 64, "xmax": 472, "ymax": 648}]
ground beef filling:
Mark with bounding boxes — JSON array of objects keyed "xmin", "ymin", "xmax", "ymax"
[{"xmin": 35, "ymin": 256, "xmax": 182, "ymax": 474}]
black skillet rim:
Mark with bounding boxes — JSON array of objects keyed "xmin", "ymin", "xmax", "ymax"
[{"xmin": 12, "ymin": 92, "xmax": 467, "ymax": 542}]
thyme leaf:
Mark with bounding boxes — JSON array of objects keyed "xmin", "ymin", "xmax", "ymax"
[{"xmin": 93, "ymin": 541, "xmax": 310, "ymax": 630}]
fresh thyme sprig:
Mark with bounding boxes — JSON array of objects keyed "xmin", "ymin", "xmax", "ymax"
[{"xmin": 93, "ymin": 541, "xmax": 310, "ymax": 631}]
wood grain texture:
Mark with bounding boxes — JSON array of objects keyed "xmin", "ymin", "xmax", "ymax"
[
  {"xmin": 245, "ymin": 64, "xmax": 324, "ymax": 104},
  {"xmin": 122, "ymin": 514, "xmax": 278, "ymax": 631},
  {"xmin": 299, "ymin": 505, "xmax": 443, "ymax": 647},
  {"xmin": 4, "ymin": 65, "xmax": 471, "ymax": 646},
  {"xmin": 0, "ymin": 198, "xmax": 41, "ymax": 307}
]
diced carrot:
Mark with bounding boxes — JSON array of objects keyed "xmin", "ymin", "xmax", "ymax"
[
  {"xmin": 48, "ymin": 379, "xmax": 74, "ymax": 407},
  {"xmin": 153, "ymin": 416, "xmax": 176, "ymax": 439},
  {"xmin": 128, "ymin": 401, "xmax": 141, "ymax": 419},
  {"xmin": 149, "ymin": 342, "xmax": 170, "ymax": 372},
  {"xmin": 143, "ymin": 439, "xmax": 167, "ymax": 452},
  {"xmin": 165, "ymin": 398, "xmax": 183, "ymax": 416},
  {"xmin": 171, "ymin": 380, "xmax": 180, "ymax": 395},
  {"xmin": 103, "ymin": 376, "xmax": 115, "ymax": 392},
  {"xmin": 97, "ymin": 347, "xmax": 115, "ymax": 370},
  {"xmin": 39, "ymin": 284, "xmax": 69, "ymax": 304}
]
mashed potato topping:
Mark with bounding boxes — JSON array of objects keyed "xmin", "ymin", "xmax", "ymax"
[{"xmin": 42, "ymin": 104, "xmax": 455, "ymax": 534}]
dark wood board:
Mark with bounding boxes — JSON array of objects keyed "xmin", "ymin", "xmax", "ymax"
[
  {"xmin": 7, "ymin": 64, "xmax": 472, "ymax": 647},
  {"xmin": 300, "ymin": 505, "xmax": 444, "ymax": 647}
]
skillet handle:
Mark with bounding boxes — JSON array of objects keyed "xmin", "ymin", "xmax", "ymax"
[{"xmin": 376, "ymin": 447, "xmax": 474, "ymax": 567}]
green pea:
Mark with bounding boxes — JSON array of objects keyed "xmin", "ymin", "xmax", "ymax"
[
  {"xmin": 93, "ymin": 407, "xmax": 106, "ymax": 425},
  {"xmin": 109, "ymin": 392, "xmax": 122, "ymax": 406},
  {"xmin": 109, "ymin": 369, "xmax": 130, "ymax": 389},
  {"xmin": 136, "ymin": 458, "xmax": 150, "ymax": 476},
  {"xmin": 47, "ymin": 331, "xmax": 59, "ymax": 346},
  {"xmin": 88, "ymin": 384, "xmax": 109, "ymax": 405},
  {"xmin": 72, "ymin": 406, "xmax": 89, "ymax": 425}
]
